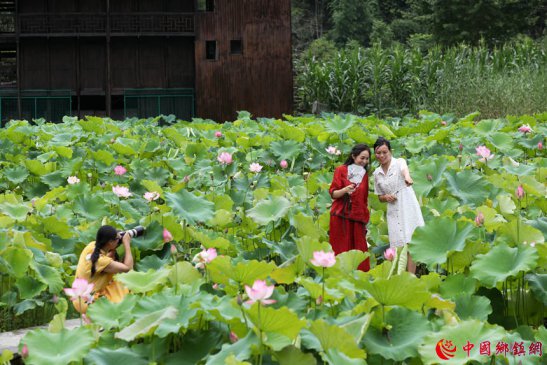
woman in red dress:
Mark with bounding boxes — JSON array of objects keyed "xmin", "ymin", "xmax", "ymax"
[{"xmin": 328, "ymin": 144, "xmax": 371, "ymax": 271}]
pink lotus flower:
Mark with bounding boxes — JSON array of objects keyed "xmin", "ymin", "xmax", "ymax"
[
  {"xmin": 249, "ymin": 162, "xmax": 263, "ymax": 173},
  {"xmin": 516, "ymin": 185, "xmax": 525, "ymax": 200},
  {"xmin": 326, "ymin": 146, "xmax": 341, "ymax": 155},
  {"xmin": 539, "ymin": 142, "xmax": 543, "ymax": 150},
  {"xmin": 229, "ymin": 331, "xmax": 239, "ymax": 343},
  {"xmin": 218, "ymin": 152, "xmax": 233, "ymax": 165},
  {"xmin": 280, "ymin": 160, "xmax": 288, "ymax": 169},
  {"xmin": 163, "ymin": 228, "xmax": 173, "ymax": 243},
  {"xmin": 63, "ymin": 278, "xmax": 94, "ymax": 303},
  {"xmin": 67, "ymin": 176, "xmax": 80, "ymax": 184},
  {"xmin": 114, "ymin": 165, "xmax": 127, "ymax": 175},
  {"xmin": 112, "ymin": 185, "xmax": 132, "ymax": 198},
  {"xmin": 475, "ymin": 146, "xmax": 492, "ymax": 161},
  {"xmin": 215, "ymin": 131, "xmax": 223, "ymax": 138},
  {"xmin": 383, "ymin": 247, "xmax": 397, "ymax": 261},
  {"xmin": 310, "ymin": 250, "xmax": 336, "ymax": 268},
  {"xmin": 518, "ymin": 124, "xmax": 532, "ymax": 133},
  {"xmin": 244, "ymin": 279, "xmax": 276, "ymax": 305},
  {"xmin": 21, "ymin": 344, "xmax": 29, "ymax": 359},
  {"xmin": 144, "ymin": 191, "xmax": 160, "ymax": 202},
  {"xmin": 475, "ymin": 211, "xmax": 484, "ymax": 227},
  {"xmin": 192, "ymin": 247, "xmax": 218, "ymax": 269}
]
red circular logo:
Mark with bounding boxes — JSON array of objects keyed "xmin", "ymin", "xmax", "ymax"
[{"xmin": 436, "ymin": 339, "xmax": 456, "ymax": 360}]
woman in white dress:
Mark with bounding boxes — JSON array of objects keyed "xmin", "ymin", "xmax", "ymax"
[{"xmin": 372, "ymin": 137, "xmax": 424, "ymax": 273}]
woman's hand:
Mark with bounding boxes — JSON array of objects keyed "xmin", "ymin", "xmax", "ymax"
[
  {"xmin": 121, "ymin": 233, "xmax": 131, "ymax": 248},
  {"xmin": 344, "ymin": 183, "xmax": 356, "ymax": 195},
  {"xmin": 405, "ymin": 176, "xmax": 413, "ymax": 186},
  {"xmin": 383, "ymin": 194, "xmax": 397, "ymax": 203}
]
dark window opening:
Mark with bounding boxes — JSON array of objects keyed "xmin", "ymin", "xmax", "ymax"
[
  {"xmin": 230, "ymin": 40, "xmax": 242, "ymax": 55},
  {"xmin": 197, "ymin": 0, "xmax": 214, "ymax": 12},
  {"xmin": 205, "ymin": 41, "xmax": 217, "ymax": 60}
]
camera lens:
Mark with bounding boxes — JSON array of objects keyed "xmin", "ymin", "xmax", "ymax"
[{"xmin": 118, "ymin": 226, "xmax": 145, "ymax": 241}]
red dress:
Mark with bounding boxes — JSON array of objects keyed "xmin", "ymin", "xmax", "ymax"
[{"xmin": 329, "ymin": 165, "xmax": 370, "ymax": 271}]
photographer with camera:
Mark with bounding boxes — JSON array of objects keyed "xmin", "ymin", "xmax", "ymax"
[{"xmin": 72, "ymin": 225, "xmax": 136, "ymax": 314}]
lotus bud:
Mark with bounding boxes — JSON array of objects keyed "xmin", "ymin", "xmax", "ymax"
[
  {"xmin": 316, "ymin": 295, "xmax": 323, "ymax": 305},
  {"xmin": 459, "ymin": 143, "xmax": 463, "ymax": 152},
  {"xmin": 215, "ymin": 131, "xmax": 223, "ymax": 138},
  {"xmin": 21, "ymin": 344, "xmax": 29, "ymax": 359},
  {"xmin": 229, "ymin": 331, "xmax": 239, "ymax": 343},
  {"xmin": 426, "ymin": 174, "xmax": 433, "ymax": 181},
  {"xmin": 280, "ymin": 160, "xmax": 288, "ymax": 169},
  {"xmin": 236, "ymin": 294, "xmax": 243, "ymax": 306},
  {"xmin": 212, "ymin": 283, "xmax": 219, "ymax": 290},
  {"xmin": 51, "ymin": 294, "xmax": 59, "ymax": 304},
  {"xmin": 539, "ymin": 142, "xmax": 543, "ymax": 150},
  {"xmin": 170, "ymin": 244, "xmax": 177, "ymax": 254},
  {"xmin": 183, "ymin": 175, "xmax": 190, "ymax": 183},
  {"xmin": 441, "ymin": 121, "xmax": 447, "ymax": 126},
  {"xmin": 516, "ymin": 185, "xmax": 525, "ymax": 200},
  {"xmin": 475, "ymin": 211, "xmax": 484, "ymax": 227},
  {"xmin": 87, "ymin": 172, "xmax": 93, "ymax": 178}
]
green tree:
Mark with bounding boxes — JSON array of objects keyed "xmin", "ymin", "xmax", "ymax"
[{"xmin": 329, "ymin": 0, "xmax": 378, "ymax": 46}]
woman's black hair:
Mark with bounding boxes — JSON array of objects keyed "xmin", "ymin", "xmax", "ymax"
[
  {"xmin": 344, "ymin": 143, "xmax": 371, "ymax": 168},
  {"xmin": 91, "ymin": 225, "xmax": 118, "ymax": 277},
  {"xmin": 373, "ymin": 137, "xmax": 391, "ymax": 152}
]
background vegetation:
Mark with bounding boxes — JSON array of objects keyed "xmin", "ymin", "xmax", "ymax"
[{"xmin": 292, "ymin": 0, "xmax": 547, "ymax": 117}]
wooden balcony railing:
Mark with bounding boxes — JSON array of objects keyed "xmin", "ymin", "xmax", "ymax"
[{"xmin": 17, "ymin": 13, "xmax": 194, "ymax": 35}]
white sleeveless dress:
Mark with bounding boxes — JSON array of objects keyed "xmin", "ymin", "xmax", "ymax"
[{"xmin": 373, "ymin": 158, "xmax": 424, "ymax": 247}]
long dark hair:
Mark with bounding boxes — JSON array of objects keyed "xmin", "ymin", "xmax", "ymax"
[
  {"xmin": 373, "ymin": 137, "xmax": 391, "ymax": 152},
  {"xmin": 343, "ymin": 143, "xmax": 371, "ymax": 169},
  {"xmin": 91, "ymin": 225, "xmax": 117, "ymax": 277}
]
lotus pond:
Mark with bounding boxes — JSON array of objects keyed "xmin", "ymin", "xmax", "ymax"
[{"xmin": 0, "ymin": 111, "xmax": 545, "ymax": 365}]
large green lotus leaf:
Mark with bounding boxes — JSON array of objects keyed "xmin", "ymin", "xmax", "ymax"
[
  {"xmin": 208, "ymin": 209, "xmax": 233, "ymax": 228},
  {"xmin": 85, "ymin": 347, "xmax": 149, "ymax": 365},
  {"xmin": 40, "ymin": 171, "xmax": 65, "ymax": 188},
  {"xmin": 410, "ymin": 217, "xmax": 474, "ymax": 267},
  {"xmin": 292, "ymin": 212, "xmax": 323, "ymax": 240},
  {"xmin": 470, "ymin": 243, "xmax": 538, "ymax": 288},
  {"xmin": 205, "ymin": 331, "xmax": 258, "ymax": 365},
  {"xmin": 0, "ymin": 201, "xmax": 30, "ymax": 221},
  {"xmin": 454, "ymin": 295, "xmax": 492, "ymax": 321},
  {"xmin": 22, "ymin": 326, "xmax": 96, "ymax": 365},
  {"xmin": 247, "ymin": 303, "xmax": 305, "ymax": 341},
  {"xmin": 4, "ymin": 166, "xmax": 29, "ymax": 184},
  {"xmin": 2, "ymin": 247, "xmax": 32, "ymax": 278},
  {"xmin": 41, "ymin": 216, "xmax": 72, "ymax": 239},
  {"xmin": 324, "ymin": 114, "xmax": 355, "ymax": 134},
  {"xmin": 498, "ymin": 219, "xmax": 544, "ymax": 246},
  {"xmin": 322, "ymin": 349, "xmax": 366, "ymax": 365},
  {"xmin": 300, "ymin": 277, "xmax": 344, "ymax": 301},
  {"xmin": 411, "ymin": 158, "xmax": 449, "ymax": 197},
  {"xmin": 363, "ymin": 307, "xmax": 430, "ymax": 361},
  {"xmin": 418, "ymin": 320, "xmax": 506, "ymax": 365},
  {"xmin": 16, "ymin": 276, "xmax": 47, "ymax": 299},
  {"xmin": 111, "ymin": 137, "xmax": 138, "ymax": 156},
  {"xmin": 87, "ymin": 295, "xmax": 139, "ymax": 331},
  {"xmin": 32, "ymin": 262, "xmax": 64, "ymax": 293},
  {"xmin": 308, "ymin": 319, "xmax": 365, "ymax": 359},
  {"xmin": 520, "ymin": 175, "xmax": 547, "ymax": 197},
  {"xmin": 488, "ymin": 132, "xmax": 515, "ymax": 153},
  {"xmin": 497, "ymin": 194, "xmax": 516, "ymax": 215},
  {"xmin": 331, "ymin": 250, "xmax": 368, "ymax": 275},
  {"xmin": 474, "ymin": 119, "xmax": 504, "ymax": 135},
  {"xmin": 525, "ymin": 273, "xmax": 547, "ymax": 305},
  {"xmin": 445, "ymin": 170, "xmax": 495, "ymax": 206},
  {"xmin": 164, "ymin": 330, "xmax": 224, "ymax": 365},
  {"xmin": 448, "ymin": 241, "xmax": 489, "ymax": 272},
  {"xmin": 246, "ymin": 196, "xmax": 291, "ymax": 225},
  {"xmin": 361, "ymin": 272, "xmax": 430, "ymax": 310},
  {"xmin": 270, "ymin": 140, "xmax": 301, "ymax": 160},
  {"xmin": 339, "ymin": 314, "xmax": 373, "ymax": 344},
  {"xmin": 115, "ymin": 268, "xmax": 171, "ymax": 293},
  {"xmin": 439, "ymin": 274, "xmax": 477, "ymax": 299},
  {"xmin": 115, "ymin": 306, "xmax": 177, "ymax": 342},
  {"xmin": 72, "ymin": 194, "xmax": 109, "ymax": 220},
  {"xmin": 502, "ymin": 161, "xmax": 536, "ymax": 176},
  {"xmin": 230, "ymin": 260, "xmax": 277, "ymax": 286},
  {"xmin": 165, "ymin": 189, "xmax": 214, "ymax": 225},
  {"xmin": 24, "ymin": 160, "xmax": 55, "ymax": 176},
  {"xmin": 132, "ymin": 292, "xmax": 199, "ymax": 338},
  {"xmin": 130, "ymin": 220, "xmax": 164, "ymax": 251},
  {"xmin": 274, "ymin": 345, "xmax": 316, "ymax": 365},
  {"xmin": 169, "ymin": 261, "xmax": 203, "ymax": 286}
]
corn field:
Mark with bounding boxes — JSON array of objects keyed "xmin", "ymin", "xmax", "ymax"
[{"xmin": 296, "ymin": 38, "xmax": 546, "ymax": 117}]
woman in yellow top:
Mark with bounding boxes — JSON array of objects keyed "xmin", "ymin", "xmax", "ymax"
[{"xmin": 73, "ymin": 225, "xmax": 133, "ymax": 313}]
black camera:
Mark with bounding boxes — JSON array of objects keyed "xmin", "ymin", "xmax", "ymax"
[{"xmin": 118, "ymin": 226, "xmax": 145, "ymax": 244}]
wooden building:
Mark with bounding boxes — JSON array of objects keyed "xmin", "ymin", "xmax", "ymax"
[{"xmin": 0, "ymin": 0, "xmax": 293, "ymax": 123}]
